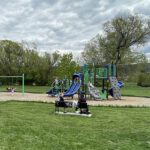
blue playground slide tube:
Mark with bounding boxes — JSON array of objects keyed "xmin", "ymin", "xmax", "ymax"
[
  {"xmin": 67, "ymin": 82, "xmax": 77, "ymax": 93},
  {"xmin": 63, "ymin": 82, "xmax": 81, "ymax": 97}
]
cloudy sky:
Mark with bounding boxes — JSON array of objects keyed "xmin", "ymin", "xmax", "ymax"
[{"xmin": 0, "ymin": 0, "xmax": 150, "ymax": 59}]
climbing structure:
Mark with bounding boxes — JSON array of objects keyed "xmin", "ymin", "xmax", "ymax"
[
  {"xmin": 83, "ymin": 63, "xmax": 123, "ymax": 100},
  {"xmin": 109, "ymin": 77, "xmax": 121, "ymax": 100}
]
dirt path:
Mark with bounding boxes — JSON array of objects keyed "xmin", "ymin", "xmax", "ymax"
[{"xmin": 0, "ymin": 92, "xmax": 150, "ymax": 107}]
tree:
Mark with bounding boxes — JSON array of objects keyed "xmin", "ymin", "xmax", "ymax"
[
  {"xmin": 121, "ymin": 50, "xmax": 148, "ymax": 64},
  {"xmin": 23, "ymin": 49, "xmax": 41, "ymax": 84},
  {"xmin": 82, "ymin": 14, "xmax": 150, "ymax": 65},
  {"xmin": 101, "ymin": 14, "xmax": 150, "ymax": 64},
  {"xmin": 82, "ymin": 35, "xmax": 105, "ymax": 65},
  {"xmin": 0, "ymin": 40, "xmax": 80, "ymax": 85},
  {"xmin": 0, "ymin": 40, "xmax": 24, "ymax": 75},
  {"xmin": 23, "ymin": 50, "xmax": 61, "ymax": 85},
  {"xmin": 42, "ymin": 51, "xmax": 61, "ymax": 84},
  {"xmin": 55, "ymin": 53, "xmax": 80, "ymax": 79}
]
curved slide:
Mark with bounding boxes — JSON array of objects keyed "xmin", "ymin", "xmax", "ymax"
[
  {"xmin": 63, "ymin": 82, "xmax": 81, "ymax": 97},
  {"xmin": 88, "ymin": 83, "xmax": 101, "ymax": 99}
]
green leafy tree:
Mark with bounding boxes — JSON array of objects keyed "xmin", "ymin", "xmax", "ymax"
[
  {"xmin": 82, "ymin": 14, "xmax": 150, "ymax": 65},
  {"xmin": 0, "ymin": 40, "xmax": 24, "ymax": 75},
  {"xmin": 55, "ymin": 53, "xmax": 80, "ymax": 80},
  {"xmin": 101, "ymin": 14, "xmax": 150, "ymax": 64},
  {"xmin": 41, "ymin": 51, "xmax": 61, "ymax": 85},
  {"xmin": 23, "ymin": 49, "xmax": 41, "ymax": 84},
  {"xmin": 82, "ymin": 35, "xmax": 105, "ymax": 65}
]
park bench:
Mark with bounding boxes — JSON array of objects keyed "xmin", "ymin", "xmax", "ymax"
[{"xmin": 55, "ymin": 101, "xmax": 89, "ymax": 114}]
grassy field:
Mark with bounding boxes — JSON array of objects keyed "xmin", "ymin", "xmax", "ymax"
[
  {"xmin": 122, "ymin": 82, "xmax": 150, "ymax": 97},
  {"xmin": 0, "ymin": 85, "xmax": 50, "ymax": 94},
  {"xmin": 0, "ymin": 101, "xmax": 150, "ymax": 150},
  {"xmin": 0, "ymin": 82, "xmax": 150, "ymax": 97}
]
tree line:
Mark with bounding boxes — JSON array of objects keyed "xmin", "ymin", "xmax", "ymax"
[{"xmin": 0, "ymin": 40, "xmax": 80, "ymax": 85}]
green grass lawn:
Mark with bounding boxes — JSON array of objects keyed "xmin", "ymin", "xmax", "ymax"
[
  {"xmin": 122, "ymin": 82, "xmax": 150, "ymax": 97},
  {"xmin": 0, "ymin": 85, "xmax": 50, "ymax": 94},
  {"xmin": 0, "ymin": 101, "xmax": 150, "ymax": 150},
  {"xmin": 0, "ymin": 82, "xmax": 150, "ymax": 97}
]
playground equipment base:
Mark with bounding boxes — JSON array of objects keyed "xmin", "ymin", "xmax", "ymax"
[{"xmin": 55, "ymin": 111, "xmax": 92, "ymax": 117}]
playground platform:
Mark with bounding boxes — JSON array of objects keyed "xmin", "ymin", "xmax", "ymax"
[{"xmin": 0, "ymin": 92, "xmax": 150, "ymax": 107}]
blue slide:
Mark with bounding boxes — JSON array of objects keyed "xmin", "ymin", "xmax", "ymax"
[
  {"xmin": 117, "ymin": 81, "xmax": 124, "ymax": 88},
  {"xmin": 63, "ymin": 82, "xmax": 81, "ymax": 97}
]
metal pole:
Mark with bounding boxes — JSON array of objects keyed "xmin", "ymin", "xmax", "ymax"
[{"xmin": 22, "ymin": 74, "xmax": 25, "ymax": 95}]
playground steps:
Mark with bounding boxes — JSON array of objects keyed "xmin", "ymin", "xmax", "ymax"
[{"xmin": 109, "ymin": 77, "xmax": 121, "ymax": 100}]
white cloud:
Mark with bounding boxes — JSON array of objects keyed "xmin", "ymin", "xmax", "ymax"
[{"xmin": 0, "ymin": 0, "xmax": 149, "ymax": 60}]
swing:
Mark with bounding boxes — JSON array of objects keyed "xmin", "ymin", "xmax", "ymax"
[
  {"xmin": 6, "ymin": 77, "xmax": 16, "ymax": 92},
  {"xmin": 0, "ymin": 74, "xmax": 25, "ymax": 94}
]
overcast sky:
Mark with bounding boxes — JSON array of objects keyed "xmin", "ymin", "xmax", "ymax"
[{"xmin": 0, "ymin": 0, "xmax": 150, "ymax": 59}]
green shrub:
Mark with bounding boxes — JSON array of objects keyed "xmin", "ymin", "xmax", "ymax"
[
  {"xmin": 127, "ymin": 74, "xmax": 139, "ymax": 82},
  {"xmin": 137, "ymin": 73, "xmax": 150, "ymax": 87}
]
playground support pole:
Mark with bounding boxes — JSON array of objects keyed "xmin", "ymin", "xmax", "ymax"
[
  {"xmin": 22, "ymin": 74, "xmax": 25, "ymax": 95},
  {"xmin": 102, "ymin": 78, "xmax": 104, "ymax": 92},
  {"xmin": 106, "ymin": 79, "xmax": 109, "ymax": 100}
]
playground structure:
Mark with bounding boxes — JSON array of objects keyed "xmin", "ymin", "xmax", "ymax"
[
  {"xmin": 53, "ymin": 63, "xmax": 123, "ymax": 117},
  {"xmin": 46, "ymin": 63, "xmax": 123, "ymax": 100},
  {"xmin": 59, "ymin": 63, "xmax": 123, "ymax": 100},
  {"xmin": 83, "ymin": 64, "xmax": 123, "ymax": 100},
  {"xmin": 46, "ymin": 77, "xmax": 71, "ymax": 96}
]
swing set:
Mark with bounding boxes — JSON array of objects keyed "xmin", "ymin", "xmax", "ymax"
[{"xmin": 0, "ymin": 74, "xmax": 25, "ymax": 94}]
